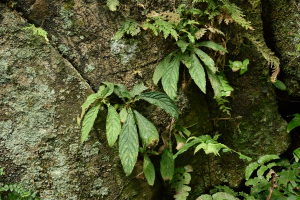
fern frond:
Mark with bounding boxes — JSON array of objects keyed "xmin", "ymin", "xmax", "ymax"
[
  {"xmin": 23, "ymin": 24, "xmax": 49, "ymax": 42},
  {"xmin": 113, "ymin": 20, "xmax": 141, "ymax": 40},
  {"xmin": 244, "ymin": 33, "xmax": 280, "ymax": 83},
  {"xmin": 143, "ymin": 17, "xmax": 178, "ymax": 40}
]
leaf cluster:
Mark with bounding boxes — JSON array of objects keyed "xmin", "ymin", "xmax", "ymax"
[{"xmin": 170, "ymin": 166, "xmax": 192, "ymax": 200}]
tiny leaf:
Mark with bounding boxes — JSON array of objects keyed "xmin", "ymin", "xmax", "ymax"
[
  {"xmin": 106, "ymin": 104, "xmax": 121, "ymax": 147},
  {"xmin": 143, "ymin": 154, "xmax": 155, "ymax": 185},
  {"xmin": 273, "ymin": 80, "xmax": 286, "ymax": 90}
]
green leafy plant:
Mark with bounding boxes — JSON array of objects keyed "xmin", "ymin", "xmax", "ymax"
[
  {"xmin": 23, "ymin": 24, "xmax": 48, "ymax": 42},
  {"xmin": 0, "ymin": 168, "xmax": 38, "ymax": 200},
  {"xmin": 173, "ymin": 134, "xmax": 251, "ymax": 161},
  {"xmin": 273, "ymin": 80, "xmax": 286, "ymax": 90},
  {"xmin": 113, "ymin": 20, "xmax": 141, "ymax": 40},
  {"xmin": 106, "ymin": 0, "xmax": 119, "ymax": 11},
  {"xmin": 229, "ymin": 59, "xmax": 249, "ymax": 75},
  {"xmin": 78, "ymin": 82, "xmax": 178, "ymax": 182}
]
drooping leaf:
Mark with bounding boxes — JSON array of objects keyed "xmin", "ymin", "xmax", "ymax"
[
  {"xmin": 143, "ymin": 154, "xmax": 155, "ymax": 185},
  {"xmin": 176, "ymin": 40, "xmax": 190, "ymax": 53},
  {"xmin": 196, "ymin": 41, "xmax": 228, "ymax": 53},
  {"xmin": 273, "ymin": 80, "xmax": 286, "ymax": 90},
  {"xmin": 153, "ymin": 51, "xmax": 178, "ymax": 85},
  {"xmin": 79, "ymin": 93, "xmax": 101, "ymax": 125},
  {"xmin": 162, "ymin": 55, "xmax": 181, "ymax": 100},
  {"xmin": 287, "ymin": 113, "xmax": 300, "ymax": 133},
  {"xmin": 208, "ymin": 72, "xmax": 222, "ymax": 99},
  {"xmin": 81, "ymin": 103, "xmax": 101, "ymax": 143},
  {"xmin": 189, "ymin": 52, "xmax": 206, "ymax": 93},
  {"xmin": 245, "ymin": 162, "xmax": 260, "ymax": 180},
  {"xmin": 293, "ymin": 147, "xmax": 300, "ymax": 162},
  {"xmin": 194, "ymin": 143, "xmax": 207, "ymax": 154},
  {"xmin": 133, "ymin": 110, "xmax": 159, "ymax": 148},
  {"xmin": 173, "ymin": 140, "xmax": 200, "ymax": 159},
  {"xmin": 194, "ymin": 48, "xmax": 217, "ymax": 74},
  {"xmin": 119, "ymin": 109, "xmax": 139, "ymax": 175},
  {"xmin": 136, "ymin": 92, "xmax": 178, "ymax": 119},
  {"xmin": 119, "ymin": 107, "xmax": 128, "ymax": 123},
  {"xmin": 175, "ymin": 125, "xmax": 191, "ymax": 137},
  {"xmin": 106, "ymin": 104, "xmax": 121, "ymax": 147},
  {"xmin": 130, "ymin": 82, "xmax": 148, "ymax": 97},
  {"xmin": 257, "ymin": 155, "xmax": 280, "ymax": 165},
  {"xmin": 161, "ymin": 148, "xmax": 175, "ymax": 180}
]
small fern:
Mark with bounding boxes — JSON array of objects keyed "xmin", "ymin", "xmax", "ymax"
[
  {"xmin": 113, "ymin": 20, "xmax": 141, "ymax": 40},
  {"xmin": 23, "ymin": 24, "xmax": 49, "ymax": 42}
]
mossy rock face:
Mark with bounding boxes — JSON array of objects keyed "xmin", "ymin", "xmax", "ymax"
[
  {"xmin": 262, "ymin": 0, "xmax": 300, "ymax": 97},
  {"xmin": 0, "ymin": 4, "xmax": 159, "ymax": 199}
]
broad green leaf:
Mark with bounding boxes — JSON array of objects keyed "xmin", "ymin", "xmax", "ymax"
[
  {"xmin": 173, "ymin": 140, "xmax": 200, "ymax": 159},
  {"xmin": 205, "ymin": 67, "xmax": 222, "ymax": 98},
  {"xmin": 133, "ymin": 110, "xmax": 159, "ymax": 148},
  {"xmin": 257, "ymin": 155, "xmax": 280, "ymax": 165},
  {"xmin": 161, "ymin": 148, "xmax": 175, "ymax": 180},
  {"xmin": 162, "ymin": 55, "xmax": 181, "ymax": 100},
  {"xmin": 106, "ymin": 105, "xmax": 121, "ymax": 147},
  {"xmin": 81, "ymin": 103, "xmax": 101, "ymax": 143},
  {"xmin": 136, "ymin": 92, "xmax": 178, "ymax": 119},
  {"xmin": 287, "ymin": 113, "xmax": 300, "ymax": 133},
  {"xmin": 175, "ymin": 125, "xmax": 191, "ymax": 137},
  {"xmin": 119, "ymin": 107, "xmax": 127, "ymax": 123},
  {"xmin": 194, "ymin": 48, "xmax": 217, "ymax": 74},
  {"xmin": 212, "ymin": 192, "xmax": 238, "ymax": 200},
  {"xmin": 196, "ymin": 41, "xmax": 228, "ymax": 53},
  {"xmin": 257, "ymin": 166, "xmax": 269, "ymax": 178},
  {"xmin": 196, "ymin": 194, "xmax": 213, "ymax": 200},
  {"xmin": 119, "ymin": 109, "xmax": 139, "ymax": 175},
  {"xmin": 153, "ymin": 51, "xmax": 178, "ymax": 85},
  {"xmin": 293, "ymin": 147, "xmax": 300, "ymax": 162},
  {"xmin": 101, "ymin": 83, "xmax": 114, "ymax": 98},
  {"xmin": 189, "ymin": 52, "xmax": 206, "ymax": 93},
  {"xmin": 245, "ymin": 162, "xmax": 260, "ymax": 180},
  {"xmin": 176, "ymin": 40, "xmax": 190, "ymax": 53},
  {"xmin": 273, "ymin": 80, "xmax": 286, "ymax": 90},
  {"xmin": 143, "ymin": 154, "xmax": 155, "ymax": 185},
  {"xmin": 130, "ymin": 82, "xmax": 148, "ymax": 97},
  {"xmin": 79, "ymin": 93, "xmax": 101, "ymax": 125},
  {"xmin": 107, "ymin": 0, "xmax": 119, "ymax": 11}
]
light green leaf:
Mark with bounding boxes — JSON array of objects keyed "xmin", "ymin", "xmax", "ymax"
[
  {"xmin": 101, "ymin": 83, "xmax": 114, "ymax": 98},
  {"xmin": 107, "ymin": 0, "xmax": 119, "ymax": 11},
  {"xmin": 114, "ymin": 84, "xmax": 132, "ymax": 99},
  {"xmin": 204, "ymin": 143, "xmax": 220, "ymax": 156},
  {"xmin": 196, "ymin": 194, "xmax": 213, "ymax": 200},
  {"xmin": 293, "ymin": 147, "xmax": 300, "ymax": 162},
  {"xmin": 136, "ymin": 92, "xmax": 178, "ymax": 119},
  {"xmin": 130, "ymin": 82, "xmax": 148, "ymax": 97},
  {"xmin": 267, "ymin": 162, "xmax": 277, "ymax": 168},
  {"xmin": 173, "ymin": 140, "xmax": 200, "ymax": 159},
  {"xmin": 162, "ymin": 55, "xmax": 181, "ymax": 100},
  {"xmin": 133, "ymin": 110, "xmax": 159, "ymax": 148},
  {"xmin": 257, "ymin": 165, "xmax": 269, "ymax": 179},
  {"xmin": 196, "ymin": 41, "xmax": 228, "ymax": 53},
  {"xmin": 257, "ymin": 155, "xmax": 280, "ymax": 165},
  {"xmin": 273, "ymin": 80, "xmax": 286, "ymax": 90},
  {"xmin": 194, "ymin": 48, "xmax": 217, "ymax": 74},
  {"xmin": 245, "ymin": 162, "xmax": 260, "ymax": 180},
  {"xmin": 161, "ymin": 148, "xmax": 175, "ymax": 180},
  {"xmin": 106, "ymin": 105, "xmax": 121, "ymax": 147},
  {"xmin": 189, "ymin": 52, "xmax": 206, "ymax": 93},
  {"xmin": 81, "ymin": 103, "xmax": 101, "ymax": 143},
  {"xmin": 143, "ymin": 154, "xmax": 155, "ymax": 185},
  {"xmin": 119, "ymin": 109, "xmax": 139, "ymax": 175},
  {"xmin": 287, "ymin": 113, "xmax": 300, "ymax": 133},
  {"xmin": 176, "ymin": 40, "xmax": 190, "ymax": 53},
  {"xmin": 175, "ymin": 125, "xmax": 191, "ymax": 137},
  {"xmin": 194, "ymin": 143, "xmax": 207, "ymax": 154},
  {"xmin": 181, "ymin": 54, "xmax": 192, "ymax": 69},
  {"xmin": 206, "ymin": 68, "xmax": 222, "ymax": 98},
  {"xmin": 98, "ymin": 85, "xmax": 106, "ymax": 95},
  {"xmin": 119, "ymin": 107, "xmax": 128, "ymax": 123},
  {"xmin": 212, "ymin": 192, "xmax": 238, "ymax": 200},
  {"xmin": 153, "ymin": 51, "xmax": 178, "ymax": 85},
  {"xmin": 79, "ymin": 93, "xmax": 101, "ymax": 125}
]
